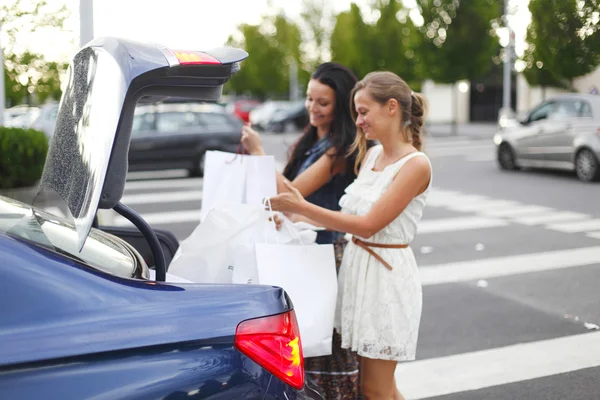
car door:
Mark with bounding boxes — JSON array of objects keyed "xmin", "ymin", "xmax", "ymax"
[
  {"xmin": 152, "ymin": 109, "xmax": 208, "ymax": 166},
  {"xmin": 539, "ymin": 99, "xmax": 593, "ymax": 168},
  {"xmin": 513, "ymin": 101, "xmax": 556, "ymax": 165},
  {"xmin": 128, "ymin": 109, "xmax": 162, "ymax": 168}
]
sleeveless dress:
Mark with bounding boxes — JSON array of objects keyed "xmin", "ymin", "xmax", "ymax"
[{"xmin": 335, "ymin": 145, "xmax": 432, "ymax": 361}]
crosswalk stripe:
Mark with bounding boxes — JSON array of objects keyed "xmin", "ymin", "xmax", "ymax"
[
  {"xmin": 418, "ymin": 216, "xmax": 509, "ymax": 234},
  {"xmin": 480, "ymin": 205, "xmax": 554, "ymax": 218},
  {"xmin": 547, "ymin": 219, "xmax": 600, "ymax": 233},
  {"xmin": 513, "ymin": 211, "xmax": 590, "ymax": 225},
  {"xmin": 447, "ymin": 199, "xmax": 520, "ymax": 213},
  {"xmin": 124, "ymin": 178, "xmax": 203, "ymax": 191},
  {"xmin": 423, "ymin": 139, "xmax": 485, "ymax": 148},
  {"xmin": 395, "ymin": 331, "xmax": 600, "ymax": 400},
  {"xmin": 419, "ymin": 246, "xmax": 600, "ymax": 286},
  {"xmin": 121, "ymin": 190, "xmax": 203, "ymax": 205},
  {"xmin": 127, "ymin": 169, "xmax": 190, "ymax": 180},
  {"xmin": 113, "ymin": 209, "xmax": 201, "ymax": 227},
  {"xmin": 425, "ymin": 145, "xmax": 493, "ymax": 157},
  {"xmin": 587, "ymin": 231, "xmax": 600, "ymax": 240}
]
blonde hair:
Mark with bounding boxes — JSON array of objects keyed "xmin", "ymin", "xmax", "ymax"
[{"xmin": 348, "ymin": 71, "xmax": 428, "ymax": 174}]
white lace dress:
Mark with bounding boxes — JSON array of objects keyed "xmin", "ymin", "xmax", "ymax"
[{"xmin": 334, "ymin": 145, "xmax": 432, "ymax": 361}]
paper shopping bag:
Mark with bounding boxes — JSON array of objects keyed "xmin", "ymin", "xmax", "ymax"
[
  {"xmin": 200, "ymin": 151, "xmax": 277, "ymax": 220},
  {"xmin": 245, "ymin": 155, "xmax": 277, "ymax": 206},
  {"xmin": 255, "ymin": 243, "xmax": 338, "ymax": 357},
  {"xmin": 200, "ymin": 151, "xmax": 246, "ymax": 220}
]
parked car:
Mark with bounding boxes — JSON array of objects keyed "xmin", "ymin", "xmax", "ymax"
[
  {"xmin": 128, "ymin": 101, "xmax": 243, "ymax": 177},
  {"xmin": 493, "ymin": 94, "xmax": 600, "ymax": 182},
  {"xmin": 226, "ymin": 99, "xmax": 262, "ymax": 123},
  {"xmin": 30, "ymin": 102, "xmax": 59, "ymax": 138},
  {"xmin": 249, "ymin": 100, "xmax": 294, "ymax": 131},
  {"xmin": 3, "ymin": 105, "xmax": 40, "ymax": 128},
  {"xmin": 267, "ymin": 100, "xmax": 309, "ymax": 133},
  {"xmin": 0, "ymin": 37, "xmax": 320, "ymax": 400}
]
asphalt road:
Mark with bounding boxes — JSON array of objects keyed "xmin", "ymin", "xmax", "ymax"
[{"xmin": 108, "ymin": 131, "xmax": 600, "ymax": 400}]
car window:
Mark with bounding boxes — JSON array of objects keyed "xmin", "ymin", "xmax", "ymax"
[
  {"xmin": 132, "ymin": 113, "xmax": 156, "ymax": 136},
  {"xmin": 552, "ymin": 100, "xmax": 580, "ymax": 118},
  {"xmin": 156, "ymin": 111, "xmax": 199, "ymax": 132},
  {"xmin": 198, "ymin": 112, "xmax": 240, "ymax": 130},
  {"xmin": 579, "ymin": 101, "xmax": 593, "ymax": 118},
  {"xmin": 529, "ymin": 102, "xmax": 554, "ymax": 123}
]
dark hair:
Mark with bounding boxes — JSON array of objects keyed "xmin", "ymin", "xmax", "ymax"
[
  {"xmin": 283, "ymin": 62, "xmax": 359, "ymax": 182},
  {"xmin": 349, "ymin": 71, "xmax": 428, "ymax": 174}
]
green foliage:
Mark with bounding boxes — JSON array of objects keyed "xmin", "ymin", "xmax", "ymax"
[
  {"xmin": 522, "ymin": 0, "xmax": 600, "ymax": 89},
  {"xmin": 0, "ymin": 126, "xmax": 48, "ymax": 189},
  {"xmin": 330, "ymin": 3, "xmax": 375, "ymax": 79},
  {"xmin": 415, "ymin": 0, "xmax": 502, "ymax": 83},
  {"xmin": 1, "ymin": 0, "xmax": 71, "ymax": 105},
  {"xmin": 224, "ymin": 13, "xmax": 307, "ymax": 98}
]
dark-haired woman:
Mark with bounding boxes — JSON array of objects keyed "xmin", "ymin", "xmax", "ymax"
[{"xmin": 241, "ymin": 62, "xmax": 363, "ymax": 399}]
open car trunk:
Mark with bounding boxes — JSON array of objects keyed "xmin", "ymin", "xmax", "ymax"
[{"xmin": 33, "ymin": 37, "xmax": 247, "ymax": 279}]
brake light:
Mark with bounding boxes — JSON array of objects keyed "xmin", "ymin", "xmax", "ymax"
[
  {"xmin": 234, "ymin": 311, "xmax": 304, "ymax": 390},
  {"xmin": 172, "ymin": 50, "xmax": 221, "ymax": 65}
]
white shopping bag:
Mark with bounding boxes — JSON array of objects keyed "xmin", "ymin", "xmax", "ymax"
[
  {"xmin": 169, "ymin": 203, "xmax": 317, "ymax": 284},
  {"xmin": 245, "ymin": 155, "xmax": 277, "ymax": 206},
  {"xmin": 200, "ymin": 151, "xmax": 277, "ymax": 220},
  {"xmin": 255, "ymin": 243, "xmax": 338, "ymax": 358}
]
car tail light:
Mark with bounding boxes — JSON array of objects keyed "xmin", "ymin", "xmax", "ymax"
[
  {"xmin": 234, "ymin": 311, "xmax": 304, "ymax": 390},
  {"xmin": 170, "ymin": 50, "xmax": 221, "ymax": 65}
]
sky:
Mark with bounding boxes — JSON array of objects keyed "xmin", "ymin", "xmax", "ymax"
[{"xmin": 7, "ymin": 0, "xmax": 531, "ymax": 64}]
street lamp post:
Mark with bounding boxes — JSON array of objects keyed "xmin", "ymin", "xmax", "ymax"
[
  {"xmin": 0, "ymin": 22, "xmax": 5, "ymax": 126},
  {"xmin": 502, "ymin": 0, "xmax": 514, "ymax": 113},
  {"xmin": 79, "ymin": 0, "xmax": 94, "ymax": 47}
]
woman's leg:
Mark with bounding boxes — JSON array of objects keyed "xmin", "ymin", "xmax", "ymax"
[{"xmin": 359, "ymin": 356, "xmax": 401, "ymax": 400}]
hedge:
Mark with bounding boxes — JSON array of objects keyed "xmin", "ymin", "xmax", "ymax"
[{"xmin": 0, "ymin": 127, "xmax": 49, "ymax": 189}]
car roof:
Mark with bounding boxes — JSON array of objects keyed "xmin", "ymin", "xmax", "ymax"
[{"xmin": 135, "ymin": 102, "xmax": 226, "ymax": 115}]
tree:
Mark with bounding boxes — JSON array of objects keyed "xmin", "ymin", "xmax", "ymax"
[
  {"xmin": 1, "ymin": 0, "xmax": 71, "ymax": 105},
  {"xmin": 415, "ymin": 0, "xmax": 502, "ymax": 84},
  {"xmin": 299, "ymin": 0, "xmax": 335, "ymax": 67},
  {"xmin": 414, "ymin": 0, "xmax": 502, "ymax": 131},
  {"xmin": 522, "ymin": 0, "xmax": 600, "ymax": 90},
  {"xmin": 330, "ymin": 3, "xmax": 375, "ymax": 79},
  {"xmin": 225, "ymin": 14, "xmax": 307, "ymax": 99},
  {"xmin": 370, "ymin": 0, "xmax": 422, "ymax": 87}
]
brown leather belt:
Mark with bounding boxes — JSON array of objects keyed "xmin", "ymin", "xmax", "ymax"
[{"xmin": 352, "ymin": 236, "xmax": 408, "ymax": 271}]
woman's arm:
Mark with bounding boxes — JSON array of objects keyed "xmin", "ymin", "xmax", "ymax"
[
  {"xmin": 241, "ymin": 124, "xmax": 346, "ymax": 197},
  {"xmin": 270, "ymin": 156, "xmax": 431, "ymax": 239}
]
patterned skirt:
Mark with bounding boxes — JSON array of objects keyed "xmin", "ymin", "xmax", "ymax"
[{"xmin": 304, "ymin": 238, "xmax": 360, "ymax": 400}]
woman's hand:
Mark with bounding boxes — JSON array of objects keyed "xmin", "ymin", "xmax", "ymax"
[
  {"xmin": 268, "ymin": 213, "xmax": 284, "ymax": 230},
  {"xmin": 268, "ymin": 180, "xmax": 307, "ymax": 214},
  {"xmin": 241, "ymin": 123, "xmax": 265, "ymax": 156}
]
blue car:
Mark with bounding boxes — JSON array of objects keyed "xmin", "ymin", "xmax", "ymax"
[{"xmin": 0, "ymin": 37, "xmax": 322, "ymax": 399}]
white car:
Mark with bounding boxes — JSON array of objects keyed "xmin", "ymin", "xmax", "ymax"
[{"xmin": 494, "ymin": 94, "xmax": 600, "ymax": 182}]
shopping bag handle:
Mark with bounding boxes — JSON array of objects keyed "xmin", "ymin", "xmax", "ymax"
[
  {"xmin": 262, "ymin": 197, "xmax": 305, "ymax": 245},
  {"xmin": 262, "ymin": 197, "xmax": 281, "ymax": 245},
  {"xmin": 226, "ymin": 142, "xmax": 248, "ymax": 164}
]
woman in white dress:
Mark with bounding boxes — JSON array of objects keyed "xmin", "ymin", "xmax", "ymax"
[{"xmin": 269, "ymin": 71, "xmax": 432, "ymax": 400}]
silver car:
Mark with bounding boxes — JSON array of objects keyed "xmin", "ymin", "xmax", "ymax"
[{"xmin": 493, "ymin": 94, "xmax": 600, "ymax": 182}]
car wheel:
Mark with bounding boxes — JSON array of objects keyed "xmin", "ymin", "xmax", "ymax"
[
  {"xmin": 497, "ymin": 143, "xmax": 519, "ymax": 170},
  {"xmin": 189, "ymin": 153, "xmax": 206, "ymax": 178},
  {"xmin": 575, "ymin": 149, "xmax": 600, "ymax": 182}
]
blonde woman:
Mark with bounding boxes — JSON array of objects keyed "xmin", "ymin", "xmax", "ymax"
[{"xmin": 269, "ymin": 71, "xmax": 432, "ymax": 400}]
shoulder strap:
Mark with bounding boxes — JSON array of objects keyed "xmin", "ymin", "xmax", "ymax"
[
  {"xmin": 366, "ymin": 145, "xmax": 382, "ymax": 169},
  {"xmin": 386, "ymin": 152, "xmax": 432, "ymax": 190}
]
